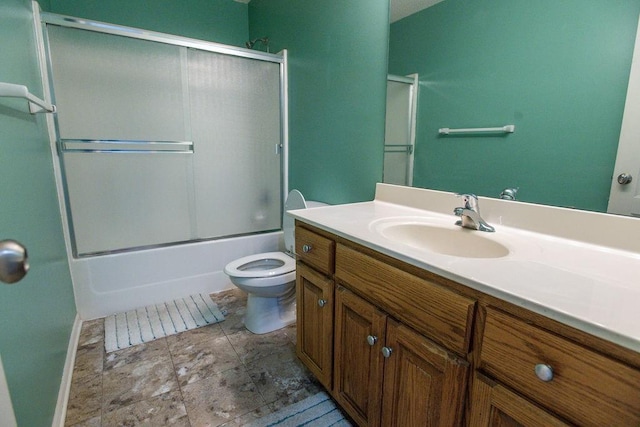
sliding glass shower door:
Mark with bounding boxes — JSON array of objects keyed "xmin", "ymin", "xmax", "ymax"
[
  {"xmin": 45, "ymin": 21, "xmax": 284, "ymax": 256},
  {"xmin": 188, "ymin": 50, "xmax": 281, "ymax": 238}
]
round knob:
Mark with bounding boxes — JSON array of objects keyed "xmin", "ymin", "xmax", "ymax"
[
  {"xmin": 617, "ymin": 173, "xmax": 633, "ymax": 185},
  {"xmin": 366, "ymin": 335, "xmax": 378, "ymax": 346},
  {"xmin": 0, "ymin": 239, "xmax": 29, "ymax": 284},
  {"xmin": 302, "ymin": 244, "xmax": 312, "ymax": 253},
  {"xmin": 534, "ymin": 363, "xmax": 554, "ymax": 382},
  {"xmin": 317, "ymin": 299, "xmax": 327, "ymax": 307},
  {"xmin": 381, "ymin": 346, "xmax": 393, "ymax": 358}
]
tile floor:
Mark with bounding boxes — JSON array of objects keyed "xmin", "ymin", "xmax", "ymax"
[{"xmin": 64, "ymin": 288, "xmax": 323, "ymax": 426}]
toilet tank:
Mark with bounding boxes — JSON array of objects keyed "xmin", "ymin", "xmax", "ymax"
[{"xmin": 283, "ymin": 190, "xmax": 328, "ymax": 254}]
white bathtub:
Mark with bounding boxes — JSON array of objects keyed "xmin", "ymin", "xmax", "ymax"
[{"xmin": 69, "ymin": 232, "xmax": 283, "ymax": 320}]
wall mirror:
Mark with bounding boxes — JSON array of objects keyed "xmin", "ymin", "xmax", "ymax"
[{"xmin": 386, "ymin": 0, "xmax": 640, "ymax": 217}]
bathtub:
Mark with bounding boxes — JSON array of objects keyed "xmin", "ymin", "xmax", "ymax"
[{"xmin": 69, "ymin": 232, "xmax": 283, "ymax": 320}]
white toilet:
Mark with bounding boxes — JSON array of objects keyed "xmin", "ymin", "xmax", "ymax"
[{"xmin": 223, "ymin": 190, "xmax": 326, "ymax": 334}]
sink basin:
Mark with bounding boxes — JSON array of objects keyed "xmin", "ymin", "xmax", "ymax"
[{"xmin": 374, "ymin": 221, "xmax": 510, "ymax": 259}]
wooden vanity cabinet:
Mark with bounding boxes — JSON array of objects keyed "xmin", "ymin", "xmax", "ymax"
[
  {"xmin": 475, "ymin": 307, "xmax": 640, "ymax": 426},
  {"xmin": 469, "ymin": 373, "xmax": 570, "ymax": 427},
  {"xmin": 333, "ymin": 286, "xmax": 469, "ymax": 427},
  {"xmin": 296, "ymin": 262, "xmax": 334, "ymax": 389},
  {"xmin": 294, "ymin": 222, "xmax": 640, "ymax": 426},
  {"xmin": 333, "ymin": 286, "xmax": 386, "ymax": 426},
  {"xmin": 295, "ymin": 226, "xmax": 336, "ymax": 390},
  {"xmin": 380, "ymin": 318, "xmax": 469, "ymax": 426}
]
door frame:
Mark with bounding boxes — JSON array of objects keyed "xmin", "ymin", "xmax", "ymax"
[{"xmin": 607, "ymin": 13, "xmax": 640, "ymax": 216}]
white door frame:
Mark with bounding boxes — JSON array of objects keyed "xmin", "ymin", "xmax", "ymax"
[
  {"xmin": 0, "ymin": 355, "xmax": 17, "ymax": 427},
  {"xmin": 608, "ymin": 13, "xmax": 640, "ymax": 216}
]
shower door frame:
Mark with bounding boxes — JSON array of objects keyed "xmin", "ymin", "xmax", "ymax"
[
  {"xmin": 384, "ymin": 73, "xmax": 418, "ymax": 187},
  {"xmin": 39, "ymin": 12, "xmax": 289, "ymax": 257}
]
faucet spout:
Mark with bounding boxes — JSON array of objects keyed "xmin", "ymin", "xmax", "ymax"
[{"xmin": 454, "ymin": 194, "xmax": 495, "ymax": 232}]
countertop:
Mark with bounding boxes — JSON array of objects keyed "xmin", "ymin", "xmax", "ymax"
[{"xmin": 289, "ymin": 184, "xmax": 640, "ymax": 353}]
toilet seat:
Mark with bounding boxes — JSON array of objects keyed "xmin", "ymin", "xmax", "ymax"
[{"xmin": 223, "ymin": 251, "xmax": 295, "ymax": 279}]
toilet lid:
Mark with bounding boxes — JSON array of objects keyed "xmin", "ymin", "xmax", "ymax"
[
  {"xmin": 223, "ymin": 251, "xmax": 295, "ymax": 278},
  {"xmin": 283, "ymin": 189, "xmax": 307, "ymax": 253}
]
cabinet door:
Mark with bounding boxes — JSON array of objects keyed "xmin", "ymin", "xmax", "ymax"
[
  {"xmin": 381, "ymin": 319, "xmax": 469, "ymax": 426},
  {"xmin": 334, "ymin": 286, "xmax": 387, "ymax": 427},
  {"xmin": 469, "ymin": 373, "xmax": 570, "ymax": 427},
  {"xmin": 296, "ymin": 262, "xmax": 334, "ymax": 389}
]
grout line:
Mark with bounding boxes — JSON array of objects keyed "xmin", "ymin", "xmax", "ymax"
[{"xmin": 164, "ymin": 330, "xmax": 192, "ymax": 425}]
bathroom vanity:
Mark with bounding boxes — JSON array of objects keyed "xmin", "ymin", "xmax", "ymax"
[{"xmin": 290, "ymin": 184, "xmax": 640, "ymax": 426}]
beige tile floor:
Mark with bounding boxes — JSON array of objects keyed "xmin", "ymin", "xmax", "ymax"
[{"xmin": 64, "ymin": 288, "xmax": 322, "ymax": 427}]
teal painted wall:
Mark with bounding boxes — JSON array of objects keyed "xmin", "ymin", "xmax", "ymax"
[
  {"xmin": 44, "ymin": 0, "xmax": 249, "ymax": 46},
  {"xmin": 248, "ymin": 0, "xmax": 389, "ymax": 204},
  {"xmin": 0, "ymin": 1, "xmax": 77, "ymax": 426},
  {"xmin": 389, "ymin": 0, "xmax": 640, "ymax": 211}
]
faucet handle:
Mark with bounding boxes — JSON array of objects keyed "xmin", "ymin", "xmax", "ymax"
[{"xmin": 456, "ymin": 193, "xmax": 478, "ymax": 210}]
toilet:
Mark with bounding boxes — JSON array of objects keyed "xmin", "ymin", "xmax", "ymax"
[{"xmin": 223, "ymin": 190, "xmax": 326, "ymax": 334}]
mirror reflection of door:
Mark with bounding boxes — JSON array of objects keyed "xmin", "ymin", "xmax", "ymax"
[
  {"xmin": 608, "ymin": 13, "xmax": 640, "ymax": 217},
  {"xmin": 383, "ymin": 74, "xmax": 417, "ymax": 186}
]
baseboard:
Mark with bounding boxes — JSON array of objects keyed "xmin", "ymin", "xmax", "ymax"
[{"xmin": 52, "ymin": 314, "xmax": 82, "ymax": 427}]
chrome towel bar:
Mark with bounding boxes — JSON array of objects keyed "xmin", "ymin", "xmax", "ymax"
[
  {"xmin": 439, "ymin": 125, "xmax": 515, "ymax": 135},
  {"xmin": 0, "ymin": 82, "xmax": 56, "ymax": 114}
]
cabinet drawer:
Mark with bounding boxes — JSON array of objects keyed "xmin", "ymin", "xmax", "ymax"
[
  {"xmin": 479, "ymin": 307, "xmax": 640, "ymax": 426},
  {"xmin": 335, "ymin": 243, "xmax": 475, "ymax": 355},
  {"xmin": 295, "ymin": 226, "xmax": 335, "ymax": 275}
]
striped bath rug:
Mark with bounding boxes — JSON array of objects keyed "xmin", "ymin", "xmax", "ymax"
[
  {"xmin": 247, "ymin": 392, "xmax": 351, "ymax": 427},
  {"xmin": 104, "ymin": 293, "xmax": 224, "ymax": 353}
]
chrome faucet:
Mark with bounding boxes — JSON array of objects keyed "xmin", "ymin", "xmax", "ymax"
[
  {"xmin": 454, "ymin": 194, "xmax": 495, "ymax": 232},
  {"xmin": 499, "ymin": 187, "xmax": 518, "ymax": 201}
]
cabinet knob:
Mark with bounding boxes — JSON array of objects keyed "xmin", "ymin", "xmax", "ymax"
[
  {"xmin": 317, "ymin": 299, "xmax": 327, "ymax": 307},
  {"xmin": 302, "ymin": 244, "xmax": 312, "ymax": 253},
  {"xmin": 366, "ymin": 335, "xmax": 378, "ymax": 346},
  {"xmin": 381, "ymin": 346, "xmax": 393, "ymax": 358},
  {"xmin": 534, "ymin": 363, "xmax": 554, "ymax": 382}
]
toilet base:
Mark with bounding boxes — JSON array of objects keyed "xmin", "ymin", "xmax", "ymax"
[{"xmin": 243, "ymin": 288, "xmax": 296, "ymax": 334}]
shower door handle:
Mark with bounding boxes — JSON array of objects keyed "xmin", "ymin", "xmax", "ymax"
[{"xmin": 0, "ymin": 239, "xmax": 29, "ymax": 284}]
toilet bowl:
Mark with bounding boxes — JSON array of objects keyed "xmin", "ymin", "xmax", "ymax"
[{"xmin": 223, "ymin": 190, "xmax": 326, "ymax": 334}]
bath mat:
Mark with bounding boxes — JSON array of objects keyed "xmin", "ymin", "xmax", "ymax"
[
  {"xmin": 247, "ymin": 392, "xmax": 351, "ymax": 427},
  {"xmin": 104, "ymin": 293, "xmax": 224, "ymax": 353}
]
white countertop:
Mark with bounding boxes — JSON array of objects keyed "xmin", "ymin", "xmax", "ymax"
[{"xmin": 289, "ymin": 184, "xmax": 640, "ymax": 352}]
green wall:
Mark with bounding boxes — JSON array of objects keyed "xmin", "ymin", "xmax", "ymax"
[
  {"xmin": 248, "ymin": 0, "xmax": 389, "ymax": 204},
  {"xmin": 389, "ymin": 0, "xmax": 640, "ymax": 211},
  {"xmin": 44, "ymin": 0, "xmax": 249, "ymax": 46},
  {"xmin": 0, "ymin": 1, "xmax": 77, "ymax": 426}
]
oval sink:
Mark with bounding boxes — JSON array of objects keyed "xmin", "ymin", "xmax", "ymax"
[{"xmin": 376, "ymin": 222, "xmax": 510, "ymax": 259}]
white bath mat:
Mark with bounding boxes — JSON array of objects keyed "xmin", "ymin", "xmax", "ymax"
[{"xmin": 104, "ymin": 293, "xmax": 225, "ymax": 353}]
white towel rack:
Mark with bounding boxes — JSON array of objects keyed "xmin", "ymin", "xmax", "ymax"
[
  {"xmin": 0, "ymin": 82, "xmax": 56, "ymax": 114},
  {"xmin": 439, "ymin": 125, "xmax": 515, "ymax": 135}
]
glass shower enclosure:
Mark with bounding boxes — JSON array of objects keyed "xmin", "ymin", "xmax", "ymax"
[
  {"xmin": 43, "ymin": 16, "xmax": 286, "ymax": 256},
  {"xmin": 383, "ymin": 74, "xmax": 418, "ymax": 187}
]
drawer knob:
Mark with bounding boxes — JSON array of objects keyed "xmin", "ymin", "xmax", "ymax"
[
  {"xmin": 317, "ymin": 298, "xmax": 327, "ymax": 307},
  {"xmin": 367, "ymin": 335, "xmax": 378, "ymax": 346},
  {"xmin": 534, "ymin": 363, "xmax": 554, "ymax": 382},
  {"xmin": 302, "ymin": 244, "xmax": 313, "ymax": 253},
  {"xmin": 382, "ymin": 346, "xmax": 393, "ymax": 358}
]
